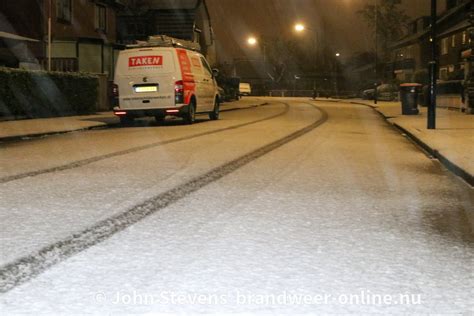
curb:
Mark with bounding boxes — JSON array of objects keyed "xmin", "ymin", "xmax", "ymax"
[
  {"xmin": 0, "ymin": 124, "xmax": 112, "ymax": 144},
  {"xmin": 392, "ymin": 122, "xmax": 473, "ymax": 187},
  {"xmin": 311, "ymin": 98, "xmax": 474, "ymax": 187},
  {"xmin": 0, "ymin": 102, "xmax": 268, "ymax": 144}
]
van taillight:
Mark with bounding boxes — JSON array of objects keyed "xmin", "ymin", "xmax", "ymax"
[
  {"xmin": 175, "ymin": 80, "xmax": 184, "ymax": 104},
  {"xmin": 112, "ymin": 84, "xmax": 119, "ymax": 98}
]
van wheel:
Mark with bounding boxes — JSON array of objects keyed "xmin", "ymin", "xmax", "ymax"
[
  {"xmin": 209, "ymin": 98, "xmax": 220, "ymax": 120},
  {"xmin": 120, "ymin": 116, "xmax": 134, "ymax": 126},
  {"xmin": 184, "ymin": 101, "xmax": 196, "ymax": 124}
]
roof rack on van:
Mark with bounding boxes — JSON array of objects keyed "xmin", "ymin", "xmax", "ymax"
[{"xmin": 126, "ymin": 35, "xmax": 201, "ymax": 52}]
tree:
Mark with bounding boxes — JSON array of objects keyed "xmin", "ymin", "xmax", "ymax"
[
  {"xmin": 263, "ymin": 37, "xmax": 297, "ymax": 84},
  {"xmin": 358, "ymin": 0, "xmax": 410, "ymax": 61}
]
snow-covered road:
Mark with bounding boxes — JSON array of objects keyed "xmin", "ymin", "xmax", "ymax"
[{"xmin": 1, "ymin": 98, "xmax": 473, "ymax": 314}]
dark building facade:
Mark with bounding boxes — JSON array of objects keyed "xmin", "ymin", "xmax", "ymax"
[
  {"xmin": 0, "ymin": 0, "xmax": 122, "ymax": 77},
  {"xmin": 0, "ymin": 0, "xmax": 44, "ymax": 68},
  {"xmin": 389, "ymin": 0, "xmax": 472, "ymax": 83},
  {"xmin": 117, "ymin": 0, "xmax": 215, "ymax": 64}
]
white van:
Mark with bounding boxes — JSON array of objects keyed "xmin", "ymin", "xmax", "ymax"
[
  {"xmin": 239, "ymin": 82, "xmax": 252, "ymax": 96},
  {"xmin": 113, "ymin": 41, "xmax": 220, "ymax": 124}
]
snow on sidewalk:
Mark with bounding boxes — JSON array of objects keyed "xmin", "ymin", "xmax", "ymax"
[
  {"xmin": 0, "ymin": 98, "xmax": 266, "ymax": 141},
  {"xmin": 372, "ymin": 101, "xmax": 474, "ymax": 184},
  {"xmin": 0, "ymin": 113, "xmax": 115, "ymax": 140},
  {"xmin": 328, "ymin": 98, "xmax": 473, "ymax": 185}
]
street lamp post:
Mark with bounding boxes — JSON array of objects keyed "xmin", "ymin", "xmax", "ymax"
[
  {"xmin": 294, "ymin": 23, "xmax": 320, "ymax": 94},
  {"xmin": 294, "ymin": 23, "xmax": 318, "ymax": 62},
  {"xmin": 48, "ymin": 0, "xmax": 52, "ymax": 71},
  {"xmin": 294, "ymin": 74, "xmax": 300, "ymax": 96},
  {"xmin": 374, "ymin": 0, "xmax": 378, "ymax": 105},
  {"xmin": 334, "ymin": 52, "xmax": 340, "ymax": 97},
  {"xmin": 247, "ymin": 36, "xmax": 267, "ymax": 94},
  {"xmin": 428, "ymin": 0, "xmax": 437, "ymax": 129}
]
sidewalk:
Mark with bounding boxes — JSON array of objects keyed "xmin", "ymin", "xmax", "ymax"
[
  {"xmin": 0, "ymin": 98, "xmax": 266, "ymax": 142},
  {"xmin": 349, "ymin": 99, "xmax": 473, "ymax": 186}
]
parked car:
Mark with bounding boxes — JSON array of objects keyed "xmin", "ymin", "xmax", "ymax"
[
  {"xmin": 216, "ymin": 76, "xmax": 240, "ymax": 101},
  {"xmin": 113, "ymin": 36, "xmax": 220, "ymax": 125},
  {"xmin": 239, "ymin": 82, "xmax": 252, "ymax": 96},
  {"xmin": 376, "ymin": 83, "xmax": 399, "ymax": 101},
  {"xmin": 361, "ymin": 84, "xmax": 399, "ymax": 101},
  {"xmin": 362, "ymin": 88, "xmax": 375, "ymax": 100}
]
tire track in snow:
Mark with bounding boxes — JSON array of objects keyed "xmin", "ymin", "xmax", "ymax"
[
  {"xmin": 0, "ymin": 103, "xmax": 328, "ymax": 294},
  {"xmin": 0, "ymin": 102, "xmax": 287, "ymax": 184}
]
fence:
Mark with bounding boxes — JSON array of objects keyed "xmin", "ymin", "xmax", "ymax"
[
  {"xmin": 267, "ymin": 90, "xmax": 356, "ymax": 98},
  {"xmin": 38, "ymin": 58, "xmax": 78, "ymax": 72}
]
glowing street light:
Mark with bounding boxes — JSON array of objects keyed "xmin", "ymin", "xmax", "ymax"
[
  {"xmin": 335, "ymin": 52, "xmax": 341, "ymax": 57},
  {"xmin": 247, "ymin": 37, "xmax": 257, "ymax": 45},
  {"xmin": 294, "ymin": 23, "xmax": 305, "ymax": 32}
]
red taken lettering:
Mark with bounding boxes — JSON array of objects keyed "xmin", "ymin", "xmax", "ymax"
[{"xmin": 129, "ymin": 56, "xmax": 163, "ymax": 67}]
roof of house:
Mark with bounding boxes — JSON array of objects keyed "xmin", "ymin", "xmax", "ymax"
[
  {"xmin": 390, "ymin": 0, "xmax": 471, "ymax": 49},
  {"xmin": 0, "ymin": 31, "xmax": 39, "ymax": 42},
  {"xmin": 438, "ymin": 20, "xmax": 471, "ymax": 37}
]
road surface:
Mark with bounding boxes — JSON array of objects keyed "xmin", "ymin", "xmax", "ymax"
[{"xmin": 0, "ymin": 98, "xmax": 472, "ymax": 314}]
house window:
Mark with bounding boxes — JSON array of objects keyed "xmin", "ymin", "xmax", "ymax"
[
  {"xmin": 462, "ymin": 31, "xmax": 467, "ymax": 45},
  {"xmin": 441, "ymin": 38, "xmax": 449, "ymax": 55},
  {"xmin": 451, "ymin": 34, "xmax": 456, "ymax": 47},
  {"xmin": 439, "ymin": 67, "xmax": 448, "ymax": 80},
  {"xmin": 95, "ymin": 4, "xmax": 107, "ymax": 32},
  {"xmin": 405, "ymin": 45, "xmax": 413, "ymax": 59},
  {"xmin": 57, "ymin": 0, "xmax": 72, "ymax": 23}
]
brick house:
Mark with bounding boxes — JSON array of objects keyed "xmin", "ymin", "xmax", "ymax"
[
  {"xmin": 117, "ymin": 0, "xmax": 216, "ymax": 65},
  {"xmin": 0, "ymin": 0, "xmax": 123, "ymax": 78},
  {"xmin": 388, "ymin": 0, "xmax": 473, "ymax": 83}
]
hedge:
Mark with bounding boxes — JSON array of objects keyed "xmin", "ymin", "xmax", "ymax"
[{"xmin": 0, "ymin": 67, "xmax": 98, "ymax": 118}]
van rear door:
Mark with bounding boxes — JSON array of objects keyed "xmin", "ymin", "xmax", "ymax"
[{"xmin": 115, "ymin": 48, "xmax": 177, "ymax": 110}]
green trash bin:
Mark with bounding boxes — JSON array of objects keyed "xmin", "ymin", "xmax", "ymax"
[{"xmin": 400, "ymin": 83, "xmax": 422, "ymax": 115}]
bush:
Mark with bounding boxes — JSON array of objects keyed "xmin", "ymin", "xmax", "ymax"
[{"xmin": 0, "ymin": 67, "xmax": 98, "ymax": 118}]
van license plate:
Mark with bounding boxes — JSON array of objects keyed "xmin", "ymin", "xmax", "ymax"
[{"xmin": 134, "ymin": 85, "xmax": 158, "ymax": 93}]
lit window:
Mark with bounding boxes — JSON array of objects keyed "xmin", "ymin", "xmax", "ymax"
[
  {"xmin": 439, "ymin": 67, "xmax": 448, "ymax": 80},
  {"xmin": 462, "ymin": 31, "xmax": 467, "ymax": 45},
  {"xmin": 95, "ymin": 5, "xmax": 107, "ymax": 32},
  {"xmin": 451, "ymin": 34, "xmax": 456, "ymax": 47},
  {"xmin": 441, "ymin": 38, "xmax": 449, "ymax": 55},
  {"xmin": 57, "ymin": 0, "xmax": 72, "ymax": 23}
]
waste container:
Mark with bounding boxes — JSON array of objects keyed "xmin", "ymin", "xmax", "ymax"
[{"xmin": 400, "ymin": 83, "xmax": 422, "ymax": 115}]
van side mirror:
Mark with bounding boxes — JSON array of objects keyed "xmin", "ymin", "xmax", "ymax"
[{"xmin": 212, "ymin": 68, "xmax": 219, "ymax": 77}]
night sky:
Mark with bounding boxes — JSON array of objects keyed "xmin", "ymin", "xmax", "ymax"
[{"xmin": 206, "ymin": 0, "xmax": 430, "ymax": 63}]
